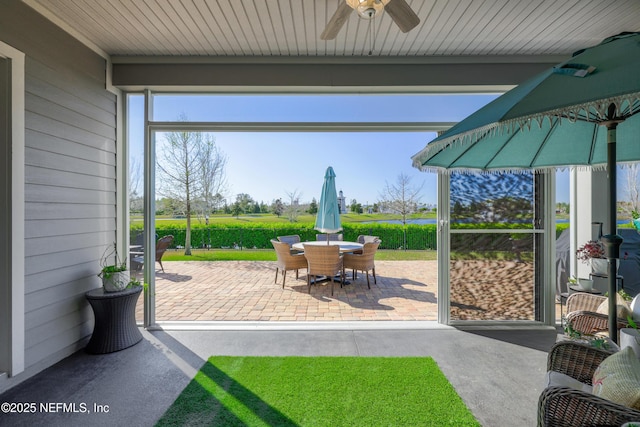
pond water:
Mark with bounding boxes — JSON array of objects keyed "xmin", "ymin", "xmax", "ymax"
[
  {"xmin": 362, "ymin": 219, "xmax": 437, "ymax": 225},
  {"xmin": 362, "ymin": 218, "xmax": 629, "ymax": 225}
]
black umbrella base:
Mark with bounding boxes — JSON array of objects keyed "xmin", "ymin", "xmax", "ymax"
[{"xmin": 309, "ymin": 275, "xmax": 351, "ymax": 286}]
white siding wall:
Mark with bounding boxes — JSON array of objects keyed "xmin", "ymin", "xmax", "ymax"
[{"xmin": 0, "ymin": 2, "xmax": 117, "ymax": 391}]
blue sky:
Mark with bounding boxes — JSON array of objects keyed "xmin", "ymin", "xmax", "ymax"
[{"xmin": 128, "ymin": 94, "xmax": 572, "ymax": 205}]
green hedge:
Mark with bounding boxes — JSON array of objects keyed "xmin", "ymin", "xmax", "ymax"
[
  {"xmin": 132, "ymin": 222, "xmax": 438, "ymax": 250},
  {"xmin": 131, "ymin": 222, "xmax": 568, "ymax": 251}
]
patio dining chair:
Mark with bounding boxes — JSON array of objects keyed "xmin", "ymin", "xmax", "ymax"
[
  {"xmin": 353, "ymin": 234, "xmax": 379, "ymax": 254},
  {"xmin": 343, "ymin": 240, "xmax": 380, "ymax": 289},
  {"xmin": 277, "ymin": 234, "xmax": 303, "ymax": 254},
  {"xmin": 303, "ymin": 243, "xmax": 344, "ymax": 296},
  {"xmin": 357, "ymin": 235, "xmax": 379, "ymax": 244},
  {"xmin": 316, "ymin": 233, "xmax": 343, "ymax": 241},
  {"xmin": 271, "ymin": 239, "xmax": 307, "ymax": 288},
  {"xmin": 131, "ymin": 235, "xmax": 174, "ymax": 273}
]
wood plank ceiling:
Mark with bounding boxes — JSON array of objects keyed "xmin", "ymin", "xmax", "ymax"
[{"xmin": 24, "ymin": 0, "xmax": 640, "ymax": 58}]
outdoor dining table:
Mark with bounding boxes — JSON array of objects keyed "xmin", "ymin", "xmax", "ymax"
[
  {"xmin": 291, "ymin": 241, "xmax": 363, "ymax": 253},
  {"xmin": 292, "ymin": 241, "xmax": 363, "ymax": 285}
]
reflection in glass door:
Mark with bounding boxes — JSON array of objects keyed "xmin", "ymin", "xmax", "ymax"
[{"xmin": 448, "ymin": 172, "xmax": 545, "ymax": 321}]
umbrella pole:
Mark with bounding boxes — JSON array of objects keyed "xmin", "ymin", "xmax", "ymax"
[{"xmin": 603, "ymin": 120, "xmax": 623, "ymax": 344}]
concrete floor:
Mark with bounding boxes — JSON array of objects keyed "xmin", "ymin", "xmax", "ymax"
[{"xmin": 0, "ymin": 323, "xmax": 560, "ymax": 427}]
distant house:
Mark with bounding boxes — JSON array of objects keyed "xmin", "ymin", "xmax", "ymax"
[{"xmin": 338, "ymin": 190, "xmax": 347, "ymax": 214}]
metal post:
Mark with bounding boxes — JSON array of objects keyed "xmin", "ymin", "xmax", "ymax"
[
  {"xmin": 205, "ymin": 215, "xmax": 210, "ymax": 250},
  {"xmin": 143, "ymin": 89, "xmax": 156, "ymax": 328},
  {"xmin": 604, "ymin": 121, "xmax": 622, "ymax": 343}
]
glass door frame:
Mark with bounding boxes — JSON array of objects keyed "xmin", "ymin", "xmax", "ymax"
[
  {"xmin": 0, "ymin": 41, "xmax": 25, "ymax": 376},
  {"xmin": 138, "ymin": 90, "xmax": 453, "ymax": 327},
  {"xmin": 437, "ymin": 171, "xmax": 557, "ymax": 326}
]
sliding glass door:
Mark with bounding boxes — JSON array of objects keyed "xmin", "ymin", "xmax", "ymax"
[{"xmin": 442, "ymin": 171, "xmax": 553, "ymax": 323}]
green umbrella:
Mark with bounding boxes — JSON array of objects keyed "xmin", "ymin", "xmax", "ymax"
[
  {"xmin": 315, "ymin": 166, "xmax": 342, "ymax": 239},
  {"xmin": 412, "ymin": 31, "xmax": 640, "ymax": 341}
]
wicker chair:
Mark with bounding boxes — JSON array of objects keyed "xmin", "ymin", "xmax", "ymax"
[
  {"xmin": 155, "ymin": 235, "xmax": 174, "ymax": 272},
  {"xmin": 271, "ymin": 239, "xmax": 307, "ymax": 288},
  {"xmin": 316, "ymin": 233, "xmax": 343, "ymax": 241},
  {"xmin": 277, "ymin": 234, "xmax": 302, "ymax": 252},
  {"xmin": 356, "ymin": 235, "xmax": 379, "ymax": 244},
  {"xmin": 565, "ymin": 292, "xmax": 629, "ymax": 336},
  {"xmin": 353, "ymin": 235, "xmax": 379, "ymax": 254},
  {"xmin": 538, "ymin": 341, "xmax": 640, "ymax": 426},
  {"xmin": 303, "ymin": 243, "xmax": 343, "ymax": 296},
  {"xmin": 343, "ymin": 240, "xmax": 380, "ymax": 288},
  {"xmin": 132, "ymin": 235, "xmax": 174, "ymax": 273}
]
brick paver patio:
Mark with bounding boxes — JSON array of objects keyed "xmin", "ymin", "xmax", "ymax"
[
  {"xmin": 135, "ymin": 260, "xmax": 439, "ymax": 323},
  {"xmin": 134, "ymin": 260, "xmax": 564, "ymax": 324}
]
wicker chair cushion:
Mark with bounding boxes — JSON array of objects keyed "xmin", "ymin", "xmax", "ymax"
[
  {"xmin": 592, "ymin": 346, "xmax": 640, "ymax": 409},
  {"xmin": 596, "ymin": 293, "xmax": 631, "ymax": 319},
  {"xmin": 545, "ymin": 371, "xmax": 593, "ymax": 393}
]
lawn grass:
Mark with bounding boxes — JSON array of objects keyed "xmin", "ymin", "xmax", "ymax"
[
  {"xmin": 132, "ymin": 211, "xmax": 436, "ymax": 227},
  {"xmin": 161, "ymin": 248, "xmax": 437, "ymax": 262},
  {"xmin": 156, "ymin": 356, "xmax": 479, "ymax": 427}
]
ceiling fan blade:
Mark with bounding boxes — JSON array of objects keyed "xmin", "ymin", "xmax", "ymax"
[
  {"xmin": 320, "ymin": 1, "xmax": 353, "ymax": 40},
  {"xmin": 385, "ymin": 0, "xmax": 420, "ymax": 33}
]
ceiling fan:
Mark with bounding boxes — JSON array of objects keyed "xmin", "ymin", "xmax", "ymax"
[{"xmin": 320, "ymin": 0, "xmax": 420, "ymax": 40}]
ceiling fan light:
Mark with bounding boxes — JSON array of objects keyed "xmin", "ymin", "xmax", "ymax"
[{"xmin": 345, "ymin": 0, "xmax": 389, "ymax": 19}]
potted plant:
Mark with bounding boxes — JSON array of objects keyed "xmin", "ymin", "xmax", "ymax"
[
  {"xmin": 98, "ymin": 243, "xmax": 140, "ymax": 292},
  {"xmin": 576, "ymin": 239, "xmax": 608, "ymax": 274}
]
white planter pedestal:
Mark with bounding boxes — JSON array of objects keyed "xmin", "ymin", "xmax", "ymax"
[{"xmin": 589, "ymin": 258, "xmax": 619, "ymax": 275}]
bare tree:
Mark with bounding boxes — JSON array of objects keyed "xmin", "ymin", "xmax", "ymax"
[
  {"xmin": 129, "ymin": 156, "xmax": 143, "ymax": 213},
  {"xmin": 129, "ymin": 155, "xmax": 142, "ymax": 199},
  {"xmin": 623, "ymin": 164, "xmax": 640, "ymax": 216},
  {"xmin": 378, "ymin": 173, "xmax": 424, "ymax": 226},
  {"xmin": 285, "ymin": 189, "xmax": 302, "ymax": 222},
  {"xmin": 198, "ymin": 136, "xmax": 228, "ymax": 218},
  {"xmin": 156, "ymin": 124, "xmax": 227, "ymax": 255},
  {"xmin": 210, "ymin": 193, "xmax": 227, "ymax": 213},
  {"xmin": 156, "ymin": 130, "xmax": 200, "ymax": 255}
]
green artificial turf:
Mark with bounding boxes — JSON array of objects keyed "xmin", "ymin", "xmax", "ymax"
[{"xmin": 156, "ymin": 356, "xmax": 479, "ymax": 427}]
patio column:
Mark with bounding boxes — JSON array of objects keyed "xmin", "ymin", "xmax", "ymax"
[{"xmin": 572, "ymin": 169, "xmax": 609, "ymax": 280}]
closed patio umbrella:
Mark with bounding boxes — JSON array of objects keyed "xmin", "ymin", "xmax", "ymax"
[
  {"xmin": 412, "ymin": 32, "xmax": 640, "ymax": 341},
  {"xmin": 315, "ymin": 166, "xmax": 342, "ymax": 241}
]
